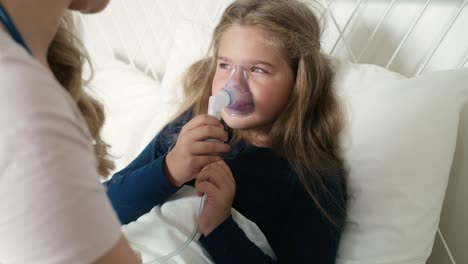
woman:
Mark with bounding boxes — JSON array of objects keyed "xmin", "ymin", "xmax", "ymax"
[{"xmin": 0, "ymin": 0, "xmax": 140, "ymax": 263}]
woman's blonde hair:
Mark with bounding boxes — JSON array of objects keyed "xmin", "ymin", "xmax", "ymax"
[
  {"xmin": 175, "ymin": 0, "xmax": 347, "ymax": 228},
  {"xmin": 47, "ymin": 14, "xmax": 115, "ymax": 178}
]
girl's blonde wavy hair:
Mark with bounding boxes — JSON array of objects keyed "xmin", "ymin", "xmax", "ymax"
[
  {"xmin": 174, "ymin": 0, "xmax": 347, "ymax": 228},
  {"xmin": 48, "ymin": 14, "xmax": 115, "ymax": 178}
]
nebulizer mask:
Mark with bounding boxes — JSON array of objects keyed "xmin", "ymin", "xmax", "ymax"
[
  {"xmin": 208, "ymin": 65, "xmax": 255, "ymax": 118},
  {"xmin": 136, "ymin": 65, "xmax": 254, "ymax": 264}
]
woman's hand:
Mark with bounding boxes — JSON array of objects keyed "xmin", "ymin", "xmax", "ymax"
[
  {"xmin": 195, "ymin": 160, "xmax": 236, "ymax": 236},
  {"xmin": 164, "ymin": 114, "xmax": 230, "ymax": 187}
]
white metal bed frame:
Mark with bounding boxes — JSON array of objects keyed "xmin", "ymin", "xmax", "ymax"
[
  {"xmin": 79, "ymin": 0, "xmax": 468, "ymax": 79},
  {"xmin": 79, "ymin": 1, "xmax": 468, "ymax": 263}
]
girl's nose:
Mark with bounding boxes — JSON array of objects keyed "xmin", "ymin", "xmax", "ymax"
[{"xmin": 222, "ymin": 65, "xmax": 255, "ymax": 116}]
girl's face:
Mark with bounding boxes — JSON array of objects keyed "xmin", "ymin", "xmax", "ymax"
[{"xmin": 212, "ymin": 25, "xmax": 295, "ymax": 131}]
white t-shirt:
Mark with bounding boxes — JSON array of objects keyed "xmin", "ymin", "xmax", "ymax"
[{"xmin": 0, "ymin": 28, "xmax": 121, "ymax": 263}]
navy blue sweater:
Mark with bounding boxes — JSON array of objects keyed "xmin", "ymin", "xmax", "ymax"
[{"xmin": 104, "ymin": 113, "xmax": 345, "ymax": 263}]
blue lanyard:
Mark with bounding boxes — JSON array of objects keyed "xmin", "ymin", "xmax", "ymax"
[{"xmin": 0, "ymin": 3, "xmax": 32, "ymax": 55}]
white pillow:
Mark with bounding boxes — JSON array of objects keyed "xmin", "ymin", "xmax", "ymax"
[
  {"xmin": 161, "ymin": 20, "xmax": 468, "ymax": 264},
  {"xmin": 332, "ymin": 60, "xmax": 468, "ymax": 264},
  {"xmin": 86, "ymin": 57, "xmax": 177, "ymax": 174}
]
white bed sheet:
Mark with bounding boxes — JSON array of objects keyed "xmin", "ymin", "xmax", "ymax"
[{"xmin": 122, "ymin": 186, "xmax": 276, "ymax": 264}]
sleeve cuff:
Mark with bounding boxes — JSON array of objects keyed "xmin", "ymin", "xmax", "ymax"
[{"xmin": 198, "ymin": 215, "xmax": 240, "ymax": 254}]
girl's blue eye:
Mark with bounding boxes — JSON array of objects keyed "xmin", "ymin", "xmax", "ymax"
[{"xmin": 252, "ymin": 66, "xmax": 266, "ymax": 73}]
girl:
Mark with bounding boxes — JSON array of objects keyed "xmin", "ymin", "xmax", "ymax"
[
  {"xmin": 0, "ymin": 0, "xmax": 140, "ymax": 263},
  {"xmin": 106, "ymin": 0, "xmax": 347, "ymax": 263}
]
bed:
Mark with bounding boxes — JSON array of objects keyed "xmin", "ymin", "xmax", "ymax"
[{"xmin": 78, "ymin": 0, "xmax": 468, "ymax": 263}]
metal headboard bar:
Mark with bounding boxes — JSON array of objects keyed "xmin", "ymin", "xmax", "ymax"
[
  {"xmin": 324, "ymin": 0, "xmax": 361, "ymax": 62},
  {"xmin": 356, "ymin": 0, "xmax": 397, "ymax": 62},
  {"xmin": 107, "ymin": 4, "xmax": 136, "ymax": 68},
  {"xmin": 82, "ymin": 0, "xmax": 467, "ymax": 77},
  {"xmin": 385, "ymin": 0, "xmax": 432, "ymax": 69},
  {"xmin": 137, "ymin": 0, "xmax": 166, "ymax": 78},
  {"xmin": 462, "ymin": 51, "xmax": 468, "ymax": 68},
  {"xmin": 416, "ymin": 0, "xmax": 468, "ymax": 75},
  {"xmin": 78, "ymin": 14, "xmax": 115, "ymax": 59},
  {"xmin": 319, "ymin": 0, "xmax": 334, "ymax": 23},
  {"xmin": 438, "ymin": 228, "xmax": 457, "ymax": 264},
  {"xmin": 119, "ymin": 0, "xmax": 159, "ymax": 80},
  {"xmin": 144, "ymin": 0, "xmax": 179, "ymax": 78}
]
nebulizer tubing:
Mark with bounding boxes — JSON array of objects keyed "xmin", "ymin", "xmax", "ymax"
[
  {"xmin": 140, "ymin": 65, "xmax": 254, "ymax": 264},
  {"xmin": 141, "ymin": 197, "xmax": 205, "ymax": 264},
  {"xmin": 133, "ymin": 194, "xmax": 204, "ymax": 264}
]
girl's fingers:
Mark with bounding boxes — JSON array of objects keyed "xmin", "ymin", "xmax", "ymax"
[
  {"xmin": 189, "ymin": 125, "xmax": 228, "ymax": 142},
  {"xmin": 190, "ymin": 141, "xmax": 230, "ymax": 155},
  {"xmin": 184, "ymin": 114, "xmax": 223, "ymax": 131},
  {"xmin": 193, "ymin": 156, "xmax": 223, "ymax": 172},
  {"xmin": 196, "ymin": 163, "xmax": 230, "ymax": 190},
  {"xmin": 213, "ymin": 161, "xmax": 233, "ymax": 183},
  {"xmin": 196, "ymin": 165, "xmax": 215, "ymax": 186},
  {"xmin": 196, "ymin": 181, "xmax": 218, "ymax": 197},
  {"xmin": 204, "ymin": 161, "xmax": 234, "ymax": 187}
]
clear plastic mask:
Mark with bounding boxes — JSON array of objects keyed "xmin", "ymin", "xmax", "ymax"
[
  {"xmin": 223, "ymin": 65, "xmax": 255, "ymax": 116},
  {"xmin": 208, "ymin": 65, "xmax": 256, "ymax": 119}
]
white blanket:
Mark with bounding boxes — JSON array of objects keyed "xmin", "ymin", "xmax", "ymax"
[{"xmin": 122, "ymin": 186, "xmax": 276, "ymax": 264}]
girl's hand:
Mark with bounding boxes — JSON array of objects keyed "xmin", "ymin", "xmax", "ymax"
[
  {"xmin": 164, "ymin": 114, "xmax": 230, "ymax": 187},
  {"xmin": 195, "ymin": 160, "xmax": 236, "ymax": 236}
]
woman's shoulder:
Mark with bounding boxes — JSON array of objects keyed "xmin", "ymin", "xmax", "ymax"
[
  {"xmin": 0, "ymin": 34, "xmax": 122, "ymax": 263},
  {"xmin": 0, "ymin": 38, "xmax": 84, "ymax": 129}
]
